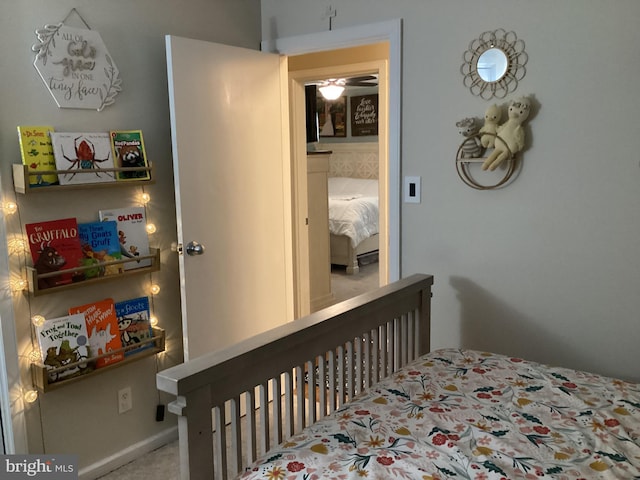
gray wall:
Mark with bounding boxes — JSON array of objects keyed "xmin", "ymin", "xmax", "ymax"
[
  {"xmin": 262, "ymin": 0, "xmax": 640, "ymax": 382},
  {"xmin": 0, "ymin": 0, "xmax": 260, "ymax": 474}
]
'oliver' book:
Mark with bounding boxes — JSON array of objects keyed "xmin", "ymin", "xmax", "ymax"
[
  {"xmin": 25, "ymin": 217, "xmax": 85, "ymax": 289},
  {"xmin": 77, "ymin": 221, "xmax": 123, "ymax": 278},
  {"xmin": 17, "ymin": 125, "xmax": 59, "ymax": 186},
  {"xmin": 114, "ymin": 296, "xmax": 153, "ymax": 355},
  {"xmin": 36, "ymin": 313, "xmax": 92, "ymax": 383},
  {"xmin": 98, "ymin": 206, "xmax": 151, "ymax": 270},
  {"xmin": 69, "ymin": 298, "xmax": 124, "ymax": 368}
]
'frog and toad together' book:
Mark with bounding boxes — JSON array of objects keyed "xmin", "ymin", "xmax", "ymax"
[{"xmin": 36, "ymin": 313, "xmax": 93, "ymax": 382}]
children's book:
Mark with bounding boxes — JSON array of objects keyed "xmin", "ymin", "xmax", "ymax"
[
  {"xmin": 110, "ymin": 130, "xmax": 151, "ymax": 181},
  {"xmin": 114, "ymin": 297, "xmax": 154, "ymax": 355},
  {"xmin": 36, "ymin": 313, "xmax": 93, "ymax": 382},
  {"xmin": 25, "ymin": 217, "xmax": 85, "ymax": 289},
  {"xmin": 17, "ymin": 125, "xmax": 59, "ymax": 186},
  {"xmin": 78, "ymin": 221, "xmax": 123, "ymax": 278},
  {"xmin": 69, "ymin": 298, "xmax": 124, "ymax": 368},
  {"xmin": 50, "ymin": 132, "xmax": 116, "ymax": 185},
  {"xmin": 98, "ymin": 206, "xmax": 151, "ymax": 270}
]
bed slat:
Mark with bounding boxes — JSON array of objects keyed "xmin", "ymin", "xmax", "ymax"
[{"xmin": 158, "ymin": 274, "xmax": 433, "ymax": 480}]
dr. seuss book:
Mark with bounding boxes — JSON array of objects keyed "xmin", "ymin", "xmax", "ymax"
[
  {"xmin": 17, "ymin": 125, "xmax": 59, "ymax": 186},
  {"xmin": 110, "ymin": 130, "xmax": 150, "ymax": 181},
  {"xmin": 114, "ymin": 297, "xmax": 153, "ymax": 355},
  {"xmin": 69, "ymin": 298, "xmax": 123, "ymax": 368},
  {"xmin": 78, "ymin": 221, "xmax": 123, "ymax": 278},
  {"xmin": 25, "ymin": 217, "xmax": 85, "ymax": 289},
  {"xmin": 50, "ymin": 132, "xmax": 116, "ymax": 185},
  {"xmin": 98, "ymin": 206, "xmax": 151, "ymax": 270},
  {"xmin": 36, "ymin": 313, "xmax": 93, "ymax": 382}
]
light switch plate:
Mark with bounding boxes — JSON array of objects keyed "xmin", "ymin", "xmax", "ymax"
[{"xmin": 404, "ymin": 176, "xmax": 421, "ymax": 203}]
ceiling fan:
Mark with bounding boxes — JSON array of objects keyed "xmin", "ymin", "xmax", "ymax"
[{"xmin": 314, "ymin": 75, "xmax": 378, "ymax": 100}]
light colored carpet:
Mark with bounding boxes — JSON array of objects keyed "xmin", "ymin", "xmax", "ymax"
[
  {"xmin": 98, "ymin": 261, "xmax": 379, "ymax": 479},
  {"xmin": 329, "ymin": 259, "xmax": 379, "ymax": 305}
]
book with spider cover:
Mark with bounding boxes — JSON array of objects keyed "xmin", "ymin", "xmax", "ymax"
[
  {"xmin": 110, "ymin": 130, "xmax": 151, "ymax": 181},
  {"xmin": 17, "ymin": 125, "xmax": 59, "ymax": 186},
  {"xmin": 50, "ymin": 132, "xmax": 116, "ymax": 185}
]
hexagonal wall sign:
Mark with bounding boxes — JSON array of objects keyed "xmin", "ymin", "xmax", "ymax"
[{"xmin": 32, "ymin": 24, "xmax": 121, "ymax": 111}]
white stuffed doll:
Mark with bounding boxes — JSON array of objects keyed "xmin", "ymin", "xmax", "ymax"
[
  {"xmin": 479, "ymin": 104, "xmax": 501, "ymax": 149},
  {"xmin": 456, "ymin": 117, "xmax": 483, "ymax": 158},
  {"xmin": 482, "ymin": 96, "xmax": 531, "ymax": 171}
]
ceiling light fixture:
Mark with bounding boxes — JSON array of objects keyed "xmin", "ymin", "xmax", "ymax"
[{"xmin": 318, "ymin": 79, "xmax": 345, "ymax": 100}]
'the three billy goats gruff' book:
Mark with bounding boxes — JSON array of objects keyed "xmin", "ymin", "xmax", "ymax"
[{"xmin": 77, "ymin": 220, "xmax": 123, "ymax": 278}]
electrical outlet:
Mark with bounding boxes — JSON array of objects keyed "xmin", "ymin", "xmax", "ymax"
[{"xmin": 118, "ymin": 387, "xmax": 132, "ymax": 414}]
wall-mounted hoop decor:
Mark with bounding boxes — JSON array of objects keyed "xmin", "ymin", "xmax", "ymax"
[
  {"xmin": 461, "ymin": 29, "xmax": 527, "ymax": 100},
  {"xmin": 456, "ymin": 133, "xmax": 517, "ymax": 190}
]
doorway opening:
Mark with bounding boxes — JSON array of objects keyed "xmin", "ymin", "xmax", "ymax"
[{"xmin": 288, "ymin": 45, "xmax": 389, "ymax": 315}]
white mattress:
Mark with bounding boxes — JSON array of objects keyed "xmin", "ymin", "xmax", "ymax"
[{"xmin": 327, "ymin": 177, "xmax": 379, "ymax": 248}]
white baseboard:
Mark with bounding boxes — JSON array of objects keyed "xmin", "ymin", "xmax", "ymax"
[{"xmin": 78, "ymin": 426, "xmax": 178, "ymax": 480}]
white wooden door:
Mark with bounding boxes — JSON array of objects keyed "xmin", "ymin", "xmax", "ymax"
[{"xmin": 166, "ymin": 36, "xmax": 293, "ymax": 360}]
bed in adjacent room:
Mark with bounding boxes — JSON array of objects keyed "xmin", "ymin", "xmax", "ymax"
[
  {"xmin": 328, "ymin": 176, "xmax": 379, "ymax": 274},
  {"xmin": 156, "ymin": 275, "xmax": 640, "ymax": 480}
]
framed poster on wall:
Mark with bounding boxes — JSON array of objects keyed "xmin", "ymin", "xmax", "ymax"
[
  {"xmin": 317, "ymin": 96, "xmax": 347, "ymax": 137},
  {"xmin": 350, "ymin": 94, "xmax": 378, "ymax": 136}
]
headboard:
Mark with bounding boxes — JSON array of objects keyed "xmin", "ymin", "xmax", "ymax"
[{"xmin": 316, "ymin": 142, "xmax": 379, "ymax": 179}]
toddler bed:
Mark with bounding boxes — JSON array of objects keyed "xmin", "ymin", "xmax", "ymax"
[
  {"xmin": 327, "ymin": 177, "xmax": 379, "ymax": 274},
  {"xmin": 156, "ymin": 274, "xmax": 640, "ymax": 479}
]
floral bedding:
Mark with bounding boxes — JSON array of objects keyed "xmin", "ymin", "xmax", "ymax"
[{"xmin": 240, "ymin": 348, "xmax": 640, "ymax": 479}]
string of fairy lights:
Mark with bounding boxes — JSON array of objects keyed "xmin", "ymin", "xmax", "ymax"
[{"xmin": 2, "ymin": 182, "xmax": 161, "ymax": 405}]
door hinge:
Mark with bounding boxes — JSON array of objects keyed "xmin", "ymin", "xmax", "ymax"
[{"xmin": 173, "ymin": 242, "xmax": 184, "ymax": 255}]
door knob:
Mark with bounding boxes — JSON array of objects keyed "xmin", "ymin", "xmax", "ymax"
[{"xmin": 186, "ymin": 241, "xmax": 205, "ymax": 256}]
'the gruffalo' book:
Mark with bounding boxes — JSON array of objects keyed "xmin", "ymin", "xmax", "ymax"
[
  {"xmin": 69, "ymin": 298, "xmax": 123, "ymax": 368},
  {"xmin": 25, "ymin": 218, "xmax": 85, "ymax": 289},
  {"xmin": 17, "ymin": 125, "xmax": 59, "ymax": 186}
]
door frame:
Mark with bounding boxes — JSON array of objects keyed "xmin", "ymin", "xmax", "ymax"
[
  {"xmin": 288, "ymin": 60, "xmax": 388, "ymax": 316},
  {"xmin": 262, "ymin": 19, "xmax": 402, "ymax": 314}
]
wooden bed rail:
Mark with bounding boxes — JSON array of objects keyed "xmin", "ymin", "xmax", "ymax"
[{"xmin": 157, "ymin": 273, "xmax": 433, "ymax": 480}]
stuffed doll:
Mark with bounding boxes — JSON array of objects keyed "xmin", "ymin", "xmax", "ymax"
[
  {"xmin": 479, "ymin": 104, "xmax": 501, "ymax": 149},
  {"xmin": 456, "ymin": 117, "xmax": 483, "ymax": 158},
  {"xmin": 482, "ymin": 96, "xmax": 531, "ymax": 171}
]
